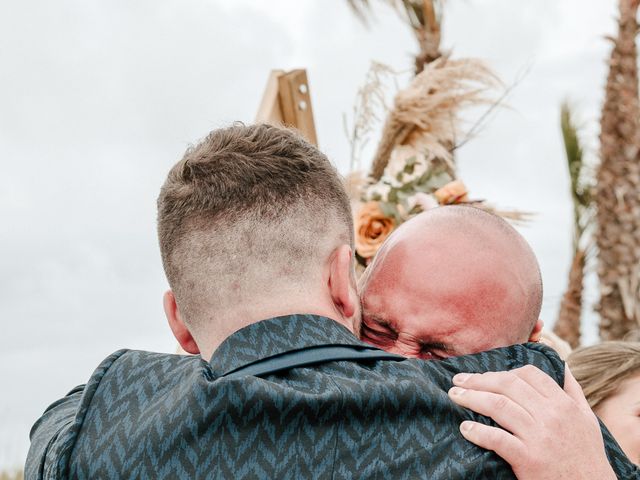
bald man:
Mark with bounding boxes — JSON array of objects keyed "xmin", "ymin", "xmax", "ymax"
[{"xmin": 358, "ymin": 206, "xmax": 544, "ymax": 359}]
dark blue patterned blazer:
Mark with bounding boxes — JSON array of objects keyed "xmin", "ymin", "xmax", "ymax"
[{"xmin": 26, "ymin": 315, "xmax": 638, "ymax": 479}]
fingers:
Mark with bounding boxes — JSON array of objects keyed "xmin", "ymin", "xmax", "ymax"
[
  {"xmin": 563, "ymin": 365, "xmax": 592, "ymax": 412},
  {"xmin": 451, "ymin": 368, "xmax": 545, "ymax": 417},
  {"xmin": 504, "ymin": 365, "xmax": 590, "ymax": 417},
  {"xmin": 448, "ymin": 385, "xmax": 535, "ymax": 434},
  {"xmin": 508, "ymin": 364, "xmax": 565, "ymax": 400},
  {"xmin": 453, "ymin": 364, "xmax": 565, "ymax": 404},
  {"xmin": 458, "ymin": 421, "xmax": 525, "ymax": 467},
  {"xmin": 450, "ymin": 367, "xmax": 618, "ymax": 480}
]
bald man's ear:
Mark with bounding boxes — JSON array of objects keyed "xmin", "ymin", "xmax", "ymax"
[
  {"xmin": 164, "ymin": 290, "xmax": 200, "ymax": 355},
  {"xmin": 528, "ymin": 319, "xmax": 544, "ymax": 343},
  {"xmin": 328, "ymin": 244, "xmax": 358, "ymax": 322}
]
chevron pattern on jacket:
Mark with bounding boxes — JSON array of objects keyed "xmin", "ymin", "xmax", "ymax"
[{"xmin": 26, "ymin": 314, "xmax": 639, "ymax": 479}]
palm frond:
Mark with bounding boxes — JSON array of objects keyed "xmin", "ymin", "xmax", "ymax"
[
  {"xmin": 346, "ymin": 0, "xmax": 444, "ymax": 30},
  {"xmin": 346, "ymin": 0, "xmax": 445, "ymax": 73},
  {"xmin": 346, "ymin": 0, "xmax": 374, "ymax": 24},
  {"xmin": 561, "ymin": 102, "xmax": 584, "ymax": 201},
  {"xmin": 560, "ymin": 101, "xmax": 592, "ymax": 248},
  {"xmin": 555, "ymin": 102, "xmax": 592, "ymax": 348}
]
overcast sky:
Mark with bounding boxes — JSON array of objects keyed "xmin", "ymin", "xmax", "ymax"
[{"xmin": 0, "ymin": 0, "xmax": 622, "ymax": 468}]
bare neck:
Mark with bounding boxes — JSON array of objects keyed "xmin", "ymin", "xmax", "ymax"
[{"xmin": 197, "ymin": 297, "xmax": 353, "ymax": 360}]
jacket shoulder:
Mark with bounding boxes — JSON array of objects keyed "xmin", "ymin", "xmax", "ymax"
[
  {"xmin": 26, "ymin": 349, "xmax": 204, "ymax": 480},
  {"xmin": 416, "ymin": 342, "xmax": 565, "ymax": 386}
]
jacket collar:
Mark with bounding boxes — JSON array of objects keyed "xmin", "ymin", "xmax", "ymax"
[{"xmin": 209, "ymin": 314, "xmax": 369, "ymax": 377}]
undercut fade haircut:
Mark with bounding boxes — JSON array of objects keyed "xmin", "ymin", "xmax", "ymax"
[{"xmin": 157, "ymin": 123, "xmax": 353, "ymax": 329}]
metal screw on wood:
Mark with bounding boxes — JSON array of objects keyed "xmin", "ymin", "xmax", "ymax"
[
  {"xmin": 298, "ymin": 84, "xmax": 308, "ymax": 94},
  {"xmin": 298, "ymin": 100, "xmax": 307, "ymax": 111}
]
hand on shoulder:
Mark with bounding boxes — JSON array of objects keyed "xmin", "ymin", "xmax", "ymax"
[{"xmin": 448, "ymin": 365, "xmax": 617, "ymax": 480}]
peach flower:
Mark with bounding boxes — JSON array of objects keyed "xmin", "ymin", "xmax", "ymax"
[
  {"xmin": 355, "ymin": 202, "xmax": 396, "ymax": 259},
  {"xmin": 434, "ymin": 180, "xmax": 469, "ymax": 205}
]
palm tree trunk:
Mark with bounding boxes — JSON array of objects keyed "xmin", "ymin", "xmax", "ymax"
[
  {"xmin": 596, "ymin": 0, "xmax": 640, "ymax": 340},
  {"xmin": 554, "ymin": 249, "xmax": 585, "ymax": 348},
  {"xmin": 414, "ymin": 0, "xmax": 442, "ymax": 74}
]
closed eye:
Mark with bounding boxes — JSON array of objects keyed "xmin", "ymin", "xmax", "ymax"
[
  {"xmin": 418, "ymin": 342, "xmax": 451, "ymax": 360},
  {"xmin": 360, "ymin": 319, "xmax": 398, "ymax": 346},
  {"xmin": 417, "ymin": 350, "xmax": 444, "ymax": 360}
]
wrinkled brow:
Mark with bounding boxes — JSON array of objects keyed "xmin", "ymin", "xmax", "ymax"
[{"xmin": 366, "ymin": 314, "xmax": 395, "ymax": 330}]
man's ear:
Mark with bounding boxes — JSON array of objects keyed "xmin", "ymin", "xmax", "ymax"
[
  {"xmin": 528, "ymin": 319, "xmax": 544, "ymax": 342},
  {"xmin": 163, "ymin": 290, "xmax": 200, "ymax": 354},
  {"xmin": 328, "ymin": 244, "xmax": 358, "ymax": 320}
]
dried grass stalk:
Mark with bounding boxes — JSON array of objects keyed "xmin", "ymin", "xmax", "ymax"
[
  {"xmin": 344, "ymin": 62, "xmax": 396, "ymax": 173},
  {"xmin": 369, "ymin": 56, "xmax": 500, "ymax": 180},
  {"xmin": 471, "ymin": 203, "xmax": 532, "ymax": 224}
]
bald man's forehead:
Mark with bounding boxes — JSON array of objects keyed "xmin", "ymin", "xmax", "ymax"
[
  {"xmin": 363, "ymin": 230, "xmax": 531, "ymax": 337},
  {"xmin": 386, "ymin": 214, "xmax": 538, "ymax": 286},
  {"xmin": 366, "ymin": 242, "xmax": 519, "ymax": 305}
]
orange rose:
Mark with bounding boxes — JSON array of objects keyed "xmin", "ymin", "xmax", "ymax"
[
  {"xmin": 355, "ymin": 202, "xmax": 396, "ymax": 259},
  {"xmin": 434, "ymin": 180, "xmax": 469, "ymax": 205}
]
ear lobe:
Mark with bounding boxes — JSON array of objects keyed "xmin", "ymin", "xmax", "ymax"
[
  {"xmin": 163, "ymin": 290, "xmax": 200, "ymax": 355},
  {"xmin": 328, "ymin": 245, "xmax": 357, "ymax": 319},
  {"xmin": 528, "ymin": 319, "xmax": 544, "ymax": 342}
]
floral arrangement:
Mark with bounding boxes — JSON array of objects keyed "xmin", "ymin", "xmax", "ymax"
[
  {"xmin": 354, "ymin": 145, "xmax": 471, "ymax": 264},
  {"xmin": 346, "ymin": 58, "xmax": 526, "ymax": 267}
]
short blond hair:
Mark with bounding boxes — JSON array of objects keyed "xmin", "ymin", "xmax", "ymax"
[{"xmin": 567, "ymin": 341, "xmax": 640, "ymax": 410}]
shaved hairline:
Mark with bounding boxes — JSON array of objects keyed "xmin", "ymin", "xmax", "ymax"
[{"xmin": 170, "ymin": 204, "xmax": 349, "ymax": 331}]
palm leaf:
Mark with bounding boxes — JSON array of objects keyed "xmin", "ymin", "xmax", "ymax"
[
  {"xmin": 347, "ymin": 0, "xmax": 443, "ymax": 31},
  {"xmin": 555, "ymin": 102, "xmax": 592, "ymax": 349},
  {"xmin": 346, "ymin": 0, "xmax": 374, "ymax": 24},
  {"xmin": 560, "ymin": 101, "xmax": 592, "ymax": 249},
  {"xmin": 347, "ymin": 0, "xmax": 445, "ymax": 73}
]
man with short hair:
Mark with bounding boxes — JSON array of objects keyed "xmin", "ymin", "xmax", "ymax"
[
  {"xmin": 158, "ymin": 123, "xmax": 358, "ymax": 360},
  {"xmin": 26, "ymin": 124, "xmax": 634, "ymax": 479},
  {"xmin": 358, "ymin": 206, "xmax": 544, "ymax": 359}
]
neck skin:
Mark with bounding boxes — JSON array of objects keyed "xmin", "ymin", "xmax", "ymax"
[
  {"xmin": 199, "ymin": 296, "xmax": 355, "ymax": 360},
  {"xmin": 165, "ymin": 244, "xmax": 360, "ymax": 361}
]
